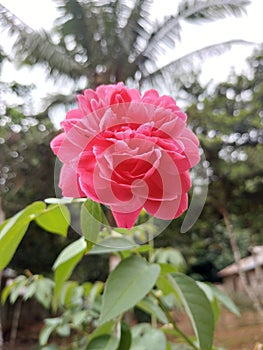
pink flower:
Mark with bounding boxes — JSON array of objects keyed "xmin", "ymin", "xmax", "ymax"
[{"xmin": 51, "ymin": 83, "xmax": 200, "ymax": 229}]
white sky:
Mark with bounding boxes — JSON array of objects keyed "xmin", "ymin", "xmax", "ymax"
[{"xmin": 0, "ymin": 0, "xmax": 262, "ymax": 113}]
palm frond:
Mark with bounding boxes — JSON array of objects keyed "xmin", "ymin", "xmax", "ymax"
[
  {"xmin": 0, "ymin": 3, "xmax": 34, "ymax": 37},
  {"xmin": 0, "ymin": 0, "xmax": 253, "ymax": 89},
  {"xmin": 142, "ymin": 0, "xmax": 250, "ymax": 61},
  {"xmin": 0, "ymin": 3, "xmax": 87, "ymax": 79},
  {"xmin": 144, "ymin": 39, "xmax": 255, "ymax": 83},
  {"xmin": 143, "ymin": 14, "xmax": 181, "ymax": 60},
  {"xmin": 178, "ymin": 0, "xmax": 250, "ymax": 22},
  {"xmin": 119, "ymin": 0, "xmax": 154, "ymax": 55},
  {"xmin": 54, "ymin": 0, "xmax": 100, "ymax": 61},
  {"xmin": 16, "ymin": 31, "xmax": 87, "ymax": 78}
]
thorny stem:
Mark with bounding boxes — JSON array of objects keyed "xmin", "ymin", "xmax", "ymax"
[{"xmin": 154, "ymin": 293, "xmax": 199, "ymax": 350}]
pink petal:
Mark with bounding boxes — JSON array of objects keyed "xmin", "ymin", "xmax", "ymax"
[
  {"xmin": 144, "ymin": 192, "xmax": 188, "ymax": 220},
  {"xmin": 50, "ymin": 133, "xmax": 65, "ymax": 155},
  {"xmin": 112, "ymin": 207, "xmax": 143, "ymax": 229},
  {"xmin": 59, "ymin": 164, "xmax": 85, "ymax": 197}
]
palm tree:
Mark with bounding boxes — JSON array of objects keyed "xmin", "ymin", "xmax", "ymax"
[{"xmin": 0, "ymin": 0, "xmax": 251, "ymax": 91}]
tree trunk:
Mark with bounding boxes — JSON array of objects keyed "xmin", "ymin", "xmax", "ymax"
[{"xmin": 220, "ymin": 206, "xmax": 263, "ymax": 317}]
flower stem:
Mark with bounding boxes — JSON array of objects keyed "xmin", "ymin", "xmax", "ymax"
[{"xmin": 147, "ymin": 232, "xmax": 157, "ymax": 328}]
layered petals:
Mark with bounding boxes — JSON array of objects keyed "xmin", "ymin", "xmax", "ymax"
[{"xmin": 50, "ymin": 82, "xmax": 200, "ymax": 228}]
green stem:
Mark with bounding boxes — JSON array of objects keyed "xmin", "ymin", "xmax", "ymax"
[
  {"xmin": 147, "ymin": 230, "xmax": 154, "ymax": 262},
  {"xmin": 147, "ymin": 232, "xmax": 157, "ymax": 328},
  {"xmin": 155, "ymin": 294, "xmax": 199, "ymax": 350}
]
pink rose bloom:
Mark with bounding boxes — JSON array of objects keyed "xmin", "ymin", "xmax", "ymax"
[{"xmin": 51, "ymin": 82, "xmax": 200, "ymax": 229}]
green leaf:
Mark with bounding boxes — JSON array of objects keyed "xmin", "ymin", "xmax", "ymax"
[
  {"xmin": 1, "ymin": 283, "xmax": 14, "ymax": 304},
  {"xmin": 56, "ymin": 323, "xmax": 71, "ymax": 337},
  {"xmin": 151, "ymin": 248, "xmax": 186, "ymax": 272},
  {"xmin": 72, "ymin": 310, "xmax": 88, "ymax": 327},
  {"xmin": 89, "ymin": 236, "xmax": 138, "ymax": 255},
  {"xmin": 156, "ymin": 275, "xmax": 181, "ymax": 305},
  {"xmin": 98, "ymin": 256, "xmax": 160, "ymax": 325},
  {"xmin": 81, "ymin": 199, "xmax": 103, "ymax": 242},
  {"xmin": 35, "ymin": 204, "xmax": 70, "ymax": 236},
  {"xmin": 172, "ymin": 273, "xmax": 215, "ymax": 350},
  {"xmin": 159, "ymin": 263, "xmax": 181, "ymax": 276},
  {"xmin": 53, "ymin": 238, "xmax": 87, "ymax": 308},
  {"xmin": 0, "ymin": 218, "xmax": 9, "ymax": 232},
  {"xmin": 117, "ymin": 322, "xmax": 132, "ymax": 350},
  {"xmin": 131, "ymin": 324, "xmax": 166, "ymax": 350},
  {"xmin": 60, "ymin": 281, "xmax": 79, "ymax": 307},
  {"xmin": 86, "ymin": 334, "xmax": 118, "ymax": 350},
  {"xmin": 39, "ymin": 318, "xmax": 62, "ymax": 346},
  {"xmin": 23, "ymin": 282, "xmax": 37, "ymax": 301},
  {"xmin": 9, "ymin": 276, "xmax": 27, "ymax": 304},
  {"xmin": 137, "ymin": 296, "xmax": 168, "ymax": 324},
  {"xmin": 89, "ymin": 281, "xmax": 104, "ymax": 304},
  {"xmin": 0, "ymin": 201, "xmax": 45, "ymax": 270},
  {"xmin": 196, "ymin": 281, "xmax": 214, "ymax": 302},
  {"xmin": 35, "ymin": 278, "xmax": 54, "ymax": 309},
  {"xmin": 196, "ymin": 282, "xmax": 220, "ymax": 323},
  {"xmin": 89, "ymin": 321, "xmax": 115, "ymax": 341},
  {"xmin": 53, "ymin": 237, "xmax": 87, "ymax": 270},
  {"xmin": 208, "ymin": 283, "xmax": 240, "ymax": 317}
]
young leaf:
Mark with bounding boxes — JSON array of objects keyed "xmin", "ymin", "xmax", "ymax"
[
  {"xmin": 172, "ymin": 273, "xmax": 215, "ymax": 350},
  {"xmin": 35, "ymin": 204, "xmax": 70, "ymax": 236},
  {"xmin": 98, "ymin": 256, "xmax": 160, "ymax": 325},
  {"xmin": 81, "ymin": 199, "xmax": 103, "ymax": 242},
  {"xmin": 0, "ymin": 201, "xmax": 45, "ymax": 270},
  {"xmin": 53, "ymin": 237, "xmax": 87, "ymax": 307}
]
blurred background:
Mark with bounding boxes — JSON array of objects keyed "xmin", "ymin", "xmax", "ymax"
[{"xmin": 0, "ymin": 0, "xmax": 263, "ymax": 348}]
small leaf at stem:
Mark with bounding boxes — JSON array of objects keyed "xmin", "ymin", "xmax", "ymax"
[
  {"xmin": 36, "ymin": 204, "xmax": 70, "ymax": 236},
  {"xmin": 81, "ymin": 199, "xmax": 103, "ymax": 242}
]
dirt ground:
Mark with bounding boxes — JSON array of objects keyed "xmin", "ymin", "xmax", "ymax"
[
  {"xmin": 175, "ymin": 308, "xmax": 263, "ymax": 350},
  {"xmin": 2, "ymin": 308, "xmax": 263, "ymax": 350},
  {"xmin": 214, "ymin": 309, "xmax": 263, "ymax": 350}
]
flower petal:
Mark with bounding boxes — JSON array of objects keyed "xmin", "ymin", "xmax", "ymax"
[
  {"xmin": 144, "ymin": 192, "xmax": 188, "ymax": 220},
  {"xmin": 59, "ymin": 164, "xmax": 85, "ymax": 198},
  {"xmin": 112, "ymin": 207, "xmax": 143, "ymax": 229}
]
